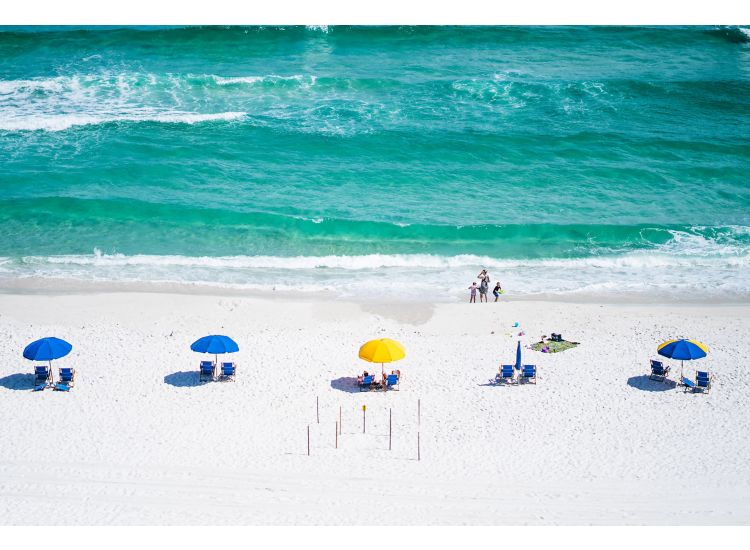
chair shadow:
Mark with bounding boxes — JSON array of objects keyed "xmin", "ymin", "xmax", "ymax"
[
  {"xmin": 627, "ymin": 375, "xmax": 677, "ymax": 392},
  {"xmin": 330, "ymin": 376, "xmax": 364, "ymax": 394},
  {"xmin": 0, "ymin": 373, "xmax": 36, "ymax": 391},
  {"xmin": 479, "ymin": 377, "xmax": 509, "ymax": 387},
  {"xmin": 164, "ymin": 371, "xmax": 204, "ymax": 388}
]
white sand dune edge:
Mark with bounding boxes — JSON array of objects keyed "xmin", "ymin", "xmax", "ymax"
[{"xmin": 0, "ymin": 292, "xmax": 748, "ymax": 525}]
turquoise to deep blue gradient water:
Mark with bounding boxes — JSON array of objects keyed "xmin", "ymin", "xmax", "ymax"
[{"xmin": 1, "ymin": 26, "xmax": 749, "ymax": 300}]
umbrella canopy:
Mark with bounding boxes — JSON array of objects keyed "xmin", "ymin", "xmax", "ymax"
[
  {"xmin": 359, "ymin": 338, "xmax": 405, "ymax": 364},
  {"xmin": 515, "ymin": 340, "xmax": 522, "ymax": 370},
  {"xmin": 657, "ymin": 339, "xmax": 708, "ymax": 361},
  {"xmin": 23, "ymin": 337, "xmax": 72, "ymax": 362},
  {"xmin": 190, "ymin": 335, "xmax": 239, "ymax": 354}
]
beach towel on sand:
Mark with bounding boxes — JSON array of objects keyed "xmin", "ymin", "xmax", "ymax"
[{"xmin": 531, "ymin": 339, "xmax": 580, "ymax": 353}]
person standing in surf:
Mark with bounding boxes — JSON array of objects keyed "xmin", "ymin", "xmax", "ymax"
[
  {"xmin": 468, "ymin": 282, "xmax": 478, "ymax": 303},
  {"xmin": 478, "ymin": 270, "xmax": 490, "ymax": 303}
]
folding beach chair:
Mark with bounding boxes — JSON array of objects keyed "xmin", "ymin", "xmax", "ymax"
[
  {"xmin": 649, "ymin": 359, "xmax": 670, "ymax": 382},
  {"xmin": 33, "ymin": 365, "xmax": 52, "ymax": 391},
  {"xmin": 219, "ymin": 362, "xmax": 236, "ymax": 382},
  {"xmin": 696, "ymin": 371, "xmax": 712, "ymax": 393},
  {"xmin": 54, "ymin": 367, "xmax": 76, "ymax": 392},
  {"xmin": 519, "ymin": 364, "xmax": 537, "ymax": 384},
  {"xmin": 358, "ymin": 375, "xmax": 376, "ymax": 392},
  {"xmin": 682, "ymin": 371, "xmax": 713, "ymax": 394},
  {"xmin": 199, "ymin": 361, "xmax": 216, "ymax": 383},
  {"xmin": 495, "ymin": 364, "xmax": 516, "ymax": 385},
  {"xmin": 385, "ymin": 373, "xmax": 400, "ymax": 391}
]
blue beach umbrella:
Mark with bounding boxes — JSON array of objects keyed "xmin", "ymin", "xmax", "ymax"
[
  {"xmin": 515, "ymin": 340, "xmax": 522, "ymax": 371},
  {"xmin": 190, "ymin": 334, "xmax": 239, "ymax": 365},
  {"xmin": 23, "ymin": 337, "xmax": 73, "ymax": 369},
  {"xmin": 657, "ymin": 338, "xmax": 708, "ymax": 378}
]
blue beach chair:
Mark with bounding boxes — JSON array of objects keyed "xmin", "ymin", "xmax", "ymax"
[
  {"xmin": 520, "ymin": 365, "xmax": 537, "ymax": 384},
  {"xmin": 385, "ymin": 373, "xmax": 400, "ymax": 391},
  {"xmin": 219, "ymin": 362, "xmax": 236, "ymax": 382},
  {"xmin": 358, "ymin": 375, "xmax": 376, "ymax": 392},
  {"xmin": 682, "ymin": 371, "xmax": 713, "ymax": 394},
  {"xmin": 199, "ymin": 361, "xmax": 216, "ymax": 383},
  {"xmin": 495, "ymin": 364, "xmax": 516, "ymax": 385},
  {"xmin": 696, "ymin": 371, "xmax": 712, "ymax": 392},
  {"xmin": 54, "ymin": 367, "xmax": 76, "ymax": 391},
  {"xmin": 33, "ymin": 365, "xmax": 52, "ymax": 391},
  {"xmin": 649, "ymin": 360, "xmax": 670, "ymax": 382}
]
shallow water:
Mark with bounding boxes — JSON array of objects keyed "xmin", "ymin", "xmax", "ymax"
[{"xmin": 1, "ymin": 26, "xmax": 749, "ymax": 300}]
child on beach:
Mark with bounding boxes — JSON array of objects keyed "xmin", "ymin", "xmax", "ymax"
[
  {"xmin": 468, "ymin": 282, "xmax": 477, "ymax": 303},
  {"xmin": 493, "ymin": 282, "xmax": 502, "ymax": 302}
]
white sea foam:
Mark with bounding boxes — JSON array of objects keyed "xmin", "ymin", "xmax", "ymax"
[
  {"xmin": 4, "ymin": 243, "xmax": 749, "ymax": 302},
  {"xmin": 0, "ymin": 111, "xmax": 246, "ymax": 132},
  {"xmin": 0, "ymin": 71, "xmax": 323, "ymax": 132},
  {"xmin": 213, "ymin": 74, "xmax": 315, "ymax": 86},
  {"xmin": 213, "ymin": 76, "xmax": 265, "ymax": 85}
]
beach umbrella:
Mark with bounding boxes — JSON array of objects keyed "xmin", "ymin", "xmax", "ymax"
[
  {"xmin": 23, "ymin": 337, "xmax": 73, "ymax": 369},
  {"xmin": 191, "ymin": 334, "xmax": 239, "ymax": 366},
  {"xmin": 657, "ymin": 338, "xmax": 708, "ymax": 378},
  {"xmin": 515, "ymin": 340, "xmax": 522, "ymax": 371},
  {"xmin": 358, "ymin": 338, "xmax": 405, "ymax": 377}
]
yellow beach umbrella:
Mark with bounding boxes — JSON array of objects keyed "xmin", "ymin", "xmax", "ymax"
[{"xmin": 359, "ymin": 338, "xmax": 405, "ymax": 377}]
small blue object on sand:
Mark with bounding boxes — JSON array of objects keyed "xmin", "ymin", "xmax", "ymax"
[
  {"xmin": 33, "ymin": 383, "xmax": 47, "ymax": 392},
  {"xmin": 54, "ymin": 384, "xmax": 72, "ymax": 392}
]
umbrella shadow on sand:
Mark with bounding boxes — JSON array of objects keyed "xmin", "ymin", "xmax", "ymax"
[
  {"xmin": 0, "ymin": 373, "xmax": 36, "ymax": 391},
  {"xmin": 164, "ymin": 371, "xmax": 204, "ymax": 388},
  {"xmin": 627, "ymin": 375, "xmax": 678, "ymax": 392},
  {"xmin": 330, "ymin": 376, "xmax": 363, "ymax": 394}
]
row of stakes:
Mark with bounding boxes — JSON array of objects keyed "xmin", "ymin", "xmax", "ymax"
[{"xmin": 307, "ymin": 397, "xmax": 421, "ymax": 461}]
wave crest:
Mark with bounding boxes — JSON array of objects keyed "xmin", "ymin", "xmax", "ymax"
[{"xmin": 3, "ymin": 242, "xmax": 749, "ymax": 302}]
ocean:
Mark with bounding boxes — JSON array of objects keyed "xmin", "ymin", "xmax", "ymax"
[{"xmin": 1, "ymin": 25, "xmax": 749, "ymax": 301}]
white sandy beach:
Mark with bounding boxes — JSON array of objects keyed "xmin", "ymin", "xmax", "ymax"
[{"xmin": 1, "ymin": 289, "xmax": 749, "ymax": 525}]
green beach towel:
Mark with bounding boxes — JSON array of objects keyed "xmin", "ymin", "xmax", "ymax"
[{"xmin": 531, "ymin": 340, "xmax": 579, "ymax": 353}]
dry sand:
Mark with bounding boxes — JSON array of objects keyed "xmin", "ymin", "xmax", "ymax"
[{"xmin": 0, "ymin": 290, "xmax": 748, "ymax": 525}]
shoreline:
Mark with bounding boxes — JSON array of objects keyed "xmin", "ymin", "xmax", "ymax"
[{"xmin": 1, "ymin": 276, "xmax": 748, "ymax": 307}]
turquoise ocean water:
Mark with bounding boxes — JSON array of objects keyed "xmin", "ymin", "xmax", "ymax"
[{"xmin": 1, "ymin": 26, "xmax": 749, "ymax": 300}]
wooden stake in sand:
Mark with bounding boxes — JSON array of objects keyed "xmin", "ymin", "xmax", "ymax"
[
  {"xmin": 362, "ymin": 404, "xmax": 366, "ymax": 434},
  {"xmin": 389, "ymin": 408, "xmax": 392, "ymax": 451},
  {"xmin": 307, "ymin": 425, "xmax": 310, "ymax": 456}
]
